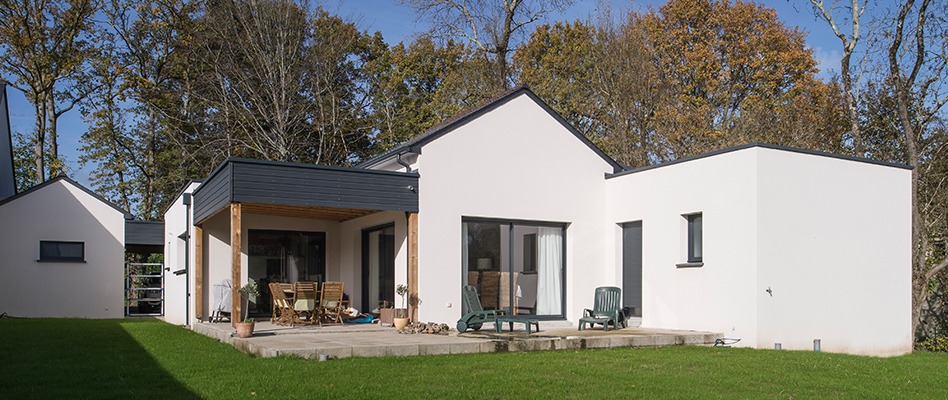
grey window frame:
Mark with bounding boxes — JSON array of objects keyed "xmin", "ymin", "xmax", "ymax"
[
  {"xmin": 687, "ymin": 213, "xmax": 703, "ymax": 263},
  {"xmin": 38, "ymin": 240, "xmax": 85, "ymax": 263}
]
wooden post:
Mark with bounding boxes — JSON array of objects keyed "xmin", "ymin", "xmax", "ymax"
[
  {"xmin": 408, "ymin": 212, "xmax": 419, "ymax": 322},
  {"xmin": 231, "ymin": 203, "xmax": 242, "ymax": 327},
  {"xmin": 194, "ymin": 224, "xmax": 204, "ymax": 321}
]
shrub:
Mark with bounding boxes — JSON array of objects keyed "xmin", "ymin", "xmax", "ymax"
[{"xmin": 918, "ymin": 336, "xmax": 948, "ymax": 353}]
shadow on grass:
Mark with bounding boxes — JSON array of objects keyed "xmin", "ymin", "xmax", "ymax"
[{"xmin": 0, "ymin": 318, "xmax": 201, "ymax": 399}]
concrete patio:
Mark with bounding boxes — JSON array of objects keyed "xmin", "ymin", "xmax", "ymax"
[{"xmin": 191, "ymin": 319, "xmax": 721, "ymax": 359}]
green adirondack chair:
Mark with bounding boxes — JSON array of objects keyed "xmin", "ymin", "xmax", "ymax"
[
  {"xmin": 578, "ymin": 286, "xmax": 625, "ymax": 331},
  {"xmin": 457, "ymin": 285, "xmax": 506, "ymax": 332}
]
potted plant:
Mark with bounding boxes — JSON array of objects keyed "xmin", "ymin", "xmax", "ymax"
[
  {"xmin": 238, "ymin": 281, "xmax": 259, "ymax": 322},
  {"xmin": 394, "ymin": 284, "xmax": 410, "ymax": 330},
  {"xmin": 235, "ymin": 317, "xmax": 255, "ymax": 338}
]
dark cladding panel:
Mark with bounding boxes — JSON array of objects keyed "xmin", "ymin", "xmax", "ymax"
[
  {"xmin": 230, "ymin": 162, "xmax": 418, "ymax": 212},
  {"xmin": 192, "ymin": 163, "xmax": 232, "ymax": 224},
  {"xmin": 125, "ymin": 220, "xmax": 165, "ymax": 246}
]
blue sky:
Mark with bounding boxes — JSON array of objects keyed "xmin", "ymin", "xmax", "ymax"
[{"xmin": 5, "ymin": 0, "xmax": 846, "ymax": 187}]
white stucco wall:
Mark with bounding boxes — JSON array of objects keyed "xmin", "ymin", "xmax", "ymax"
[
  {"xmin": 412, "ymin": 93, "xmax": 615, "ymax": 323},
  {"xmin": 0, "ymin": 179, "xmax": 126, "ymax": 318},
  {"xmin": 605, "ymin": 149, "xmax": 761, "ymax": 343},
  {"xmin": 163, "ymin": 182, "xmax": 201, "ymax": 326},
  {"xmin": 755, "ymin": 148, "xmax": 912, "ymax": 356},
  {"xmin": 605, "ymin": 147, "xmax": 912, "ymax": 356}
]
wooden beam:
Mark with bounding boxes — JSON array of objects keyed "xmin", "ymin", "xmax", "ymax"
[
  {"xmin": 231, "ymin": 203, "xmax": 242, "ymax": 327},
  {"xmin": 408, "ymin": 212, "xmax": 419, "ymax": 322},
  {"xmin": 194, "ymin": 224, "xmax": 204, "ymax": 321}
]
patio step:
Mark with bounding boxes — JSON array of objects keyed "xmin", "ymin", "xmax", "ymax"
[{"xmin": 191, "ymin": 320, "xmax": 720, "ymax": 360}]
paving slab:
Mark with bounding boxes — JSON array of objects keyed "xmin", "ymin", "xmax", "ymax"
[{"xmin": 191, "ymin": 320, "xmax": 719, "ymax": 359}]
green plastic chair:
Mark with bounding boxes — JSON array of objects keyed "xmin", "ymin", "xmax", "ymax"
[
  {"xmin": 457, "ymin": 285, "xmax": 506, "ymax": 332},
  {"xmin": 578, "ymin": 286, "xmax": 625, "ymax": 331}
]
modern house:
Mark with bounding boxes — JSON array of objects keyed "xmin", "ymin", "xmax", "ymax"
[
  {"xmin": 157, "ymin": 86, "xmax": 912, "ymax": 357},
  {"xmin": 0, "ymin": 176, "xmax": 164, "ymax": 318}
]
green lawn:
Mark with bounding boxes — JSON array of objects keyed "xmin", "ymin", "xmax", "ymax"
[{"xmin": 1, "ymin": 319, "xmax": 946, "ymax": 399}]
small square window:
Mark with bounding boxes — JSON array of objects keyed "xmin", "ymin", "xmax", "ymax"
[
  {"xmin": 39, "ymin": 241, "xmax": 85, "ymax": 262},
  {"xmin": 687, "ymin": 214, "xmax": 703, "ymax": 263}
]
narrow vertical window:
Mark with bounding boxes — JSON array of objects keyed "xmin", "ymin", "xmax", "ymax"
[{"xmin": 687, "ymin": 214, "xmax": 703, "ymax": 263}]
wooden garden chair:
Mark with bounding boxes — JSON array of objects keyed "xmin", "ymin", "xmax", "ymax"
[
  {"xmin": 293, "ymin": 281, "xmax": 318, "ymax": 324},
  {"xmin": 318, "ymin": 281, "xmax": 345, "ymax": 325},
  {"xmin": 269, "ymin": 282, "xmax": 297, "ymax": 325}
]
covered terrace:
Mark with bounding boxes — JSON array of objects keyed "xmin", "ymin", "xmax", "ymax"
[{"xmin": 191, "ymin": 158, "xmax": 419, "ymax": 326}]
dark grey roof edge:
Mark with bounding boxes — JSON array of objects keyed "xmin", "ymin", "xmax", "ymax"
[
  {"xmin": 161, "ymin": 179, "xmax": 205, "ymax": 216},
  {"xmin": 356, "ymin": 85, "xmax": 624, "ymax": 172},
  {"xmin": 605, "ymin": 142, "xmax": 912, "ymax": 179},
  {"xmin": 0, "ymin": 175, "xmax": 134, "ymax": 219},
  {"xmin": 126, "ymin": 220, "xmax": 165, "ymax": 225}
]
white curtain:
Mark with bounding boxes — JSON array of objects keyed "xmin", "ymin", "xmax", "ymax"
[
  {"xmin": 462, "ymin": 223, "xmax": 469, "ymax": 278},
  {"xmin": 286, "ymin": 255, "xmax": 300, "ymax": 284},
  {"xmin": 536, "ymin": 227, "xmax": 562, "ymax": 315}
]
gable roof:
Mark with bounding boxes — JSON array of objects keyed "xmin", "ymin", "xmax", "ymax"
[
  {"xmin": 356, "ymin": 85, "xmax": 625, "ymax": 173},
  {"xmin": 0, "ymin": 175, "xmax": 134, "ymax": 219}
]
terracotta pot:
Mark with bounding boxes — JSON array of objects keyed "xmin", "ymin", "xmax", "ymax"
[
  {"xmin": 393, "ymin": 317, "xmax": 410, "ymax": 331},
  {"xmin": 235, "ymin": 321, "xmax": 255, "ymax": 338}
]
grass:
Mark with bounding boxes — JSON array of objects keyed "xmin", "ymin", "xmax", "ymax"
[{"xmin": 1, "ymin": 319, "xmax": 946, "ymax": 399}]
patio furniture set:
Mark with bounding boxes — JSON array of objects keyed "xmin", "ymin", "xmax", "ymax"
[
  {"xmin": 456, "ymin": 285, "xmax": 626, "ymax": 334},
  {"xmin": 270, "ymin": 281, "xmax": 349, "ymax": 326}
]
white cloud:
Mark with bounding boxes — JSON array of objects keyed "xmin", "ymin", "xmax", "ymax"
[{"xmin": 811, "ymin": 46, "xmax": 842, "ymax": 80}]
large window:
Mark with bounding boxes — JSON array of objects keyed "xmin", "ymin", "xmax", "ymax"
[
  {"xmin": 39, "ymin": 241, "xmax": 85, "ymax": 262},
  {"xmin": 462, "ymin": 219, "xmax": 565, "ymax": 318}
]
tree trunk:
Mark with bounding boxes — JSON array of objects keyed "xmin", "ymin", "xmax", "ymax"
[
  {"xmin": 33, "ymin": 102, "xmax": 46, "ymax": 184},
  {"xmin": 839, "ymin": 52, "xmax": 862, "ymax": 154},
  {"xmin": 46, "ymin": 95, "xmax": 59, "ymax": 179}
]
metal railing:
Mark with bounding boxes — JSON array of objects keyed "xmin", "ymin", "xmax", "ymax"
[{"xmin": 125, "ymin": 262, "xmax": 165, "ymax": 317}]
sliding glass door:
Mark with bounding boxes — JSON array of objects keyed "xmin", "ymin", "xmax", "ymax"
[
  {"xmin": 462, "ymin": 219, "xmax": 565, "ymax": 318},
  {"xmin": 362, "ymin": 224, "xmax": 396, "ymax": 313},
  {"xmin": 248, "ymin": 230, "xmax": 325, "ymax": 314}
]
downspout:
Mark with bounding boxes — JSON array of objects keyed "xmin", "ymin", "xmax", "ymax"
[
  {"xmin": 396, "ymin": 152, "xmax": 412, "ymax": 173},
  {"xmin": 182, "ymin": 193, "xmax": 192, "ymax": 327}
]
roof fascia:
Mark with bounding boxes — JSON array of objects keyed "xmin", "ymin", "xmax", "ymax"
[{"xmin": 606, "ymin": 142, "xmax": 912, "ymax": 179}]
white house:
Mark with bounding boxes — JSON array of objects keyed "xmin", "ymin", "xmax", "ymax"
[
  {"xmin": 0, "ymin": 176, "xmax": 164, "ymax": 318},
  {"xmin": 159, "ymin": 86, "xmax": 911, "ymax": 356}
]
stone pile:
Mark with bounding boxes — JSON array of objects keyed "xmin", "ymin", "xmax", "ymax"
[{"xmin": 398, "ymin": 321, "xmax": 452, "ymax": 335}]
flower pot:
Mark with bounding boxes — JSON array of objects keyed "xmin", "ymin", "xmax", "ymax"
[
  {"xmin": 393, "ymin": 317, "xmax": 410, "ymax": 331},
  {"xmin": 235, "ymin": 321, "xmax": 255, "ymax": 338}
]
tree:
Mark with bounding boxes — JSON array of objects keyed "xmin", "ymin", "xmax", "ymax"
[
  {"xmin": 366, "ymin": 35, "xmax": 471, "ymax": 154},
  {"xmin": 641, "ymin": 0, "xmax": 841, "ymax": 160},
  {"xmin": 884, "ymin": 0, "xmax": 948, "ymax": 336},
  {"xmin": 809, "ymin": 0, "xmax": 868, "ymax": 154},
  {"xmin": 0, "ymin": 0, "xmax": 99, "ymax": 183},
  {"xmin": 517, "ymin": 1, "xmax": 846, "ymax": 167},
  {"xmin": 78, "ymin": 0, "xmax": 201, "ymax": 219},
  {"xmin": 403, "ymin": 0, "xmax": 573, "ymax": 91}
]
